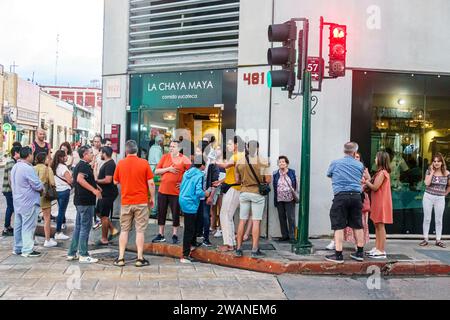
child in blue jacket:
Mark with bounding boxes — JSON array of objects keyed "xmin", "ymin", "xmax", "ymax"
[{"xmin": 179, "ymin": 156, "xmax": 210, "ymax": 263}]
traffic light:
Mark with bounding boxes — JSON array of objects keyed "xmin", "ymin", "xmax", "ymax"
[
  {"xmin": 328, "ymin": 24, "xmax": 347, "ymax": 77},
  {"xmin": 267, "ymin": 21, "xmax": 297, "ymax": 97}
]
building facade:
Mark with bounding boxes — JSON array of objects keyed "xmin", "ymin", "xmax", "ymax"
[
  {"xmin": 38, "ymin": 91, "xmax": 73, "ymax": 150},
  {"xmin": 102, "ymin": 0, "xmax": 450, "ymax": 237},
  {"xmin": 42, "ymin": 85, "xmax": 102, "ymax": 142}
]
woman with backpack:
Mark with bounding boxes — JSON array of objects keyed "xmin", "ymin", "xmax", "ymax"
[{"xmin": 51, "ymin": 150, "xmax": 73, "ymax": 241}]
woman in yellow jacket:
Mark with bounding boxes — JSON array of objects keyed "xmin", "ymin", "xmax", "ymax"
[{"xmin": 34, "ymin": 152, "xmax": 57, "ymax": 248}]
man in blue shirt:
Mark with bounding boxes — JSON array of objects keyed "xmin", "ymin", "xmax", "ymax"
[
  {"xmin": 10, "ymin": 147, "xmax": 44, "ymax": 257},
  {"xmin": 325, "ymin": 142, "xmax": 365, "ymax": 263}
]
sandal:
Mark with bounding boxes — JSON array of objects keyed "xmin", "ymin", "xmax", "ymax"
[
  {"xmin": 96, "ymin": 240, "xmax": 110, "ymax": 246},
  {"xmin": 217, "ymin": 245, "xmax": 234, "ymax": 252},
  {"xmin": 135, "ymin": 258, "xmax": 150, "ymax": 267},
  {"xmin": 419, "ymin": 240, "xmax": 428, "ymax": 246},
  {"xmin": 113, "ymin": 258, "xmax": 125, "ymax": 267},
  {"xmin": 435, "ymin": 241, "xmax": 446, "ymax": 248}
]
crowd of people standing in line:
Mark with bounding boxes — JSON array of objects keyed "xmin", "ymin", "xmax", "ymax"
[{"xmin": 1, "ymin": 131, "xmax": 448, "ymax": 265}]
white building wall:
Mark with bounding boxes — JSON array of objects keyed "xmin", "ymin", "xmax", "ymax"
[
  {"xmin": 102, "ymin": 0, "xmax": 129, "ymax": 159},
  {"xmin": 102, "ymin": 0, "xmax": 450, "ymax": 236}
]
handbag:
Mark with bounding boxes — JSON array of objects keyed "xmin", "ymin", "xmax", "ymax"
[
  {"xmin": 281, "ymin": 173, "xmax": 300, "ymax": 203},
  {"xmin": 362, "ymin": 192, "xmax": 371, "ymax": 213},
  {"xmin": 44, "ymin": 167, "xmax": 57, "ymax": 201},
  {"xmin": 246, "ymin": 154, "xmax": 271, "ymax": 196}
]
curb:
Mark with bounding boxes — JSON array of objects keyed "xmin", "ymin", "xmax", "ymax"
[
  {"xmin": 33, "ymin": 226, "xmax": 450, "ymax": 276},
  {"xmin": 127, "ymin": 243, "xmax": 450, "ymax": 276}
]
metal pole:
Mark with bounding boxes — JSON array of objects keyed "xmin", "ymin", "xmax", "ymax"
[{"xmin": 294, "ymin": 70, "xmax": 313, "ymax": 255}]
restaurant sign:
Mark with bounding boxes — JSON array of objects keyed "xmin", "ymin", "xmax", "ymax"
[{"xmin": 132, "ymin": 70, "xmax": 224, "ymax": 109}]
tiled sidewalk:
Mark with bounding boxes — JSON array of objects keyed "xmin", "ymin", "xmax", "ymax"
[{"xmin": 0, "ymin": 235, "xmax": 287, "ymax": 300}]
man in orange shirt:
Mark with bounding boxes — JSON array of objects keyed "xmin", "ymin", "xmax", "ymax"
[
  {"xmin": 113, "ymin": 140, "xmax": 156, "ymax": 267},
  {"xmin": 153, "ymin": 140, "xmax": 191, "ymax": 244}
]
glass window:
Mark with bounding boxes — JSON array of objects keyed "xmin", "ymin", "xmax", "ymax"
[
  {"xmin": 352, "ymin": 71, "xmax": 450, "ymax": 235},
  {"xmin": 138, "ymin": 109, "xmax": 178, "ymax": 160}
]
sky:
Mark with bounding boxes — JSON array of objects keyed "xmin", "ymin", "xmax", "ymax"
[{"xmin": 0, "ymin": 0, "xmax": 104, "ymax": 87}]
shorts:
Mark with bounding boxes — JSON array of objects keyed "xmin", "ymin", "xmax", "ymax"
[
  {"xmin": 120, "ymin": 204, "xmax": 149, "ymax": 233},
  {"xmin": 329, "ymin": 192, "xmax": 363, "ymax": 230},
  {"xmin": 239, "ymin": 192, "xmax": 266, "ymax": 221},
  {"xmin": 97, "ymin": 197, "xmax": 115, "ymax": 218},
  {"xmin": 157, "ymin": 193, "xmax": 181, "ymax": 227}
]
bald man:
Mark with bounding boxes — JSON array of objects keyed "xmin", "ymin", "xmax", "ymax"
[{"xmin": 31, "ymin": 128, "xmax": 52, "ymax": 164}]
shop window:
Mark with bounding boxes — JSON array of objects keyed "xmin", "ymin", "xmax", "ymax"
[
  {"xmin": 138, "ymin": 107, "xmax": 223, "ymax": 160},
  {"xmin": 352, "ymin": 71, "xmax": 450, "ymax": 235},
  {"xmin": 138, "ymin": 109, "xmax": 178, "ymax": 160}
]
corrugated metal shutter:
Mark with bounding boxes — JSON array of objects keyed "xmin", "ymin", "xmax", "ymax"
[{"xmin": 129, "ymin": 0, "xmax": 240, "ymax": 72}]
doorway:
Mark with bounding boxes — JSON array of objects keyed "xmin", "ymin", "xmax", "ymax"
[{"xmin": 138, "ymin": 106, "xmax": 223, "ymax": 159}]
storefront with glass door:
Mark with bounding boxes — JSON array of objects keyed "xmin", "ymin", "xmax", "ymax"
[
  {"xmin": 128, "ymin": 69, "xmax": 237, "ymax": 157},
  {"xmin": 351, "ymin": 70, "xmax": 450, "ymax": 235}
]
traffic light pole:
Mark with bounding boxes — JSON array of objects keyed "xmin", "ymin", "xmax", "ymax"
[{"xmin": 294, "ymin": 70, "xmax": 314, "ymax": 255}]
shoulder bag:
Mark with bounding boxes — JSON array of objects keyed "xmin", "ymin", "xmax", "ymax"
[
  {"xmin": 281, "ymin": 173, "xmax": 300, "ymax": 203},
  {"xmin": 56, "ymin": 165, "xmax": 73, "ymax": 190},
  {"xmin": 44, "ymin": 166, "xmax": 58, "ymax": 201},
  {"xmin": 246, "ymin": 154, "xmax": 271, "ymax": 196}
]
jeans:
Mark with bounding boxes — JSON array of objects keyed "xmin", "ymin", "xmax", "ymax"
[
  {"xmin": 3, "ymin": 192, "xmax": 14, "ymax": 229},
  {"xmin": 68, "ymin": 205, "xmax": 94, "ymax": 257},
  {"xmin": 203, "ymin": 202, "xmax": 211, "ymax": 242},
  {"xmin": 183, "ymin": 213, "xmax": 197, "ymax": 257},
  {"xmin": 56, "ymin": 190, "xmax": 71, "ymax": 233},
  {"xmin": 195, "ymin": 200, "xmax": 204, "ymax": 237},
  {"xmin": 14, "ymin": 205, "xmax": 40, "ymax": 254}
]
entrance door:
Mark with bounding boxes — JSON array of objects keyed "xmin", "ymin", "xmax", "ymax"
[
  {"xmin": 176, "ymin": 107, "xmax": 222, "ymax": 149},
  {"xmin": 137, "ymin": 106, "xmax": 223, "ymax": 159}
]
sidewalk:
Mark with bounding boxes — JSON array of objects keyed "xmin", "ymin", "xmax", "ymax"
[{"xmin": 34, "ymin": 213, "xmax": 450, "ymax": 276}]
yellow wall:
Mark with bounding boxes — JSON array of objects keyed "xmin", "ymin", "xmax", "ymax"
[{"xmin": 3, "ymin": 73, "xmax": 17, "ymax": 106}]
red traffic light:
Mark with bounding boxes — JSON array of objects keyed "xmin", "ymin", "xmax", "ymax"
[
  {"xmin": 328, "ymin": 24, "xmax": 347, "ymax": 77},
  {"xmin": 331, "ymin": 26, "xmax": 346, "ymax": 38}
]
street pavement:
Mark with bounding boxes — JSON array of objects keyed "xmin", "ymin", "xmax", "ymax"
[{"xmin": 0, "ymin": 169, "xmax": 449, "ymax": 300}]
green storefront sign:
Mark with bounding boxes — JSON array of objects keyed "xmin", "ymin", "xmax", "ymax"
[{"xmin": 130, "ymin": 70, "xmax": 224, "ymax": 111}]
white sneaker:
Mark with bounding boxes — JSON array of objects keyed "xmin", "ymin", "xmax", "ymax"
[
  {"xmin": 326, "ymin": 240, "xmax": 335, "ymax": 250},
  {"xmin": 66, "ymin": 255, "xmax": 79, "ymax": 261},
  {"xmin": 55, "ymin": 232, "xmax": 70, "ymax": 240},
  {"xmin": 79, "ymin": 256, "xmax": 98, "ymax": 264},
  {"xmin": 214, "ymin": 230, "xmax": 222, "ymax": 238},
  {"xmin": 44, "ymin": 239, "xmax": 58, "ymax": 248},
  {"xmin": 368, "ymin": 249, "xmax": 387, "ymax": 259},
  {"xmin": 365, "ymin": 247, "xmax": 377, "ymax": 255}
]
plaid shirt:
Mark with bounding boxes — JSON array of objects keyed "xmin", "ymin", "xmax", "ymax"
[{"xmin": 2, "ymin": 158, "xmax": 16, "ymax": 193}]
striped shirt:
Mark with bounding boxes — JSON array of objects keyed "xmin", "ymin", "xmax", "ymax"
[{"xmin": 425, "ymin": 170, "xmax": 450, "ymax": 196}]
